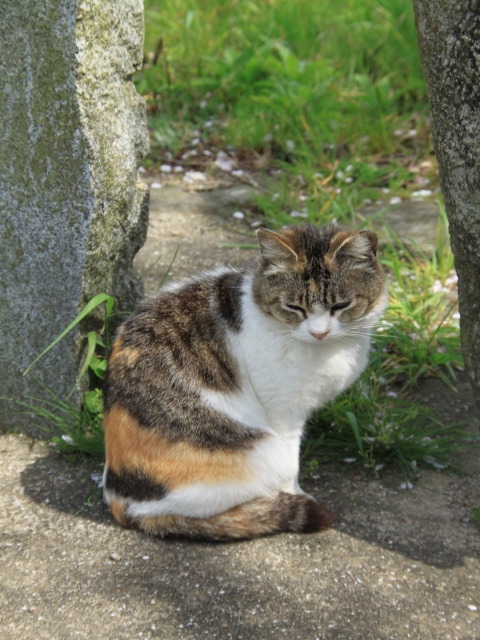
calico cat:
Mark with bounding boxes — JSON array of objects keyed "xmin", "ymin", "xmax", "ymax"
[{"xmin": 103, "ymin": 222, "xmax": 387, "ymax": 540}]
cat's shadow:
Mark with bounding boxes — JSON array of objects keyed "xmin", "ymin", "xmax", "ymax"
[{"xmin": 20, "ymin": 448, "xmax": 479, "ymax": 568}]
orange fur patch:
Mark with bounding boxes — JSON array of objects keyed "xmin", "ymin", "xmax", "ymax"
[
  {"xmin": 109, "ymin": 497, "xmax": 128, "ymax": 526},
  {"xmin": 292, "ymin": 255, "xmax": 307, "ymax": 273},
  {"xmin": 108, "ymin": 336, "xmax": 124, "ymax": 365},
  {"xmin": 109, "ymin": 338, "xmax": 141, "ymax": 368},
  {"xmin": 119, "ymin": 346, "xmax": 141, "ymax": 367},
  {"xmin": 307, "ymin": 278, "xmax": 318, "ymax": 295},
  {"xmin": 104, "ymin": 405, "xmax": 251, "ymax": 490}
]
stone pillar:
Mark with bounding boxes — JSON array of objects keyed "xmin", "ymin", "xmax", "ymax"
[
  {"xmin": 0, "ymin": 0, "xmax": 149, "ymax": 435},
  {"xmin": 413, "ymin": 0, "xmax": 480, "ymax": 416}
]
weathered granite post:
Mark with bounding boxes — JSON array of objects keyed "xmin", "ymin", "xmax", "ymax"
[
  {"xmin": 0, "ymin": 0, "xmax": 149, "ymax": 435},
  {"xmin": 413, "ymin": 0, "xmax": 480, "ymax": 416}
]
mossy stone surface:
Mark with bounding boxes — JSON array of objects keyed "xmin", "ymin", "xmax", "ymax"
[{"xmin": 0, "ymin": 0, "xmax": 149, "ymax": 436}]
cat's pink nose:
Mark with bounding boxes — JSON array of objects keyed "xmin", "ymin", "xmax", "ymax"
[{"xmin": 310, "ymin": 329, "xmax": 329, "ymax": 341}]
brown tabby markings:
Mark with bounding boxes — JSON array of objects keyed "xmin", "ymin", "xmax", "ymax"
[
  {"xmin": 103, "ymin": 223, "xmax": 386, "ymax": 540},
  {"xmin": 324, "ymin": 229, "xmax": 378, "ymax": 271},
  {"xmin": 134, "ymin": 492, "xmax": 333, "ymax": 541},
  {"xmin": 103, "ymin": 273, "xmax": 262, "ymax": 451},
  {"xmin": 104, "ymin": 405, "xmax": 249, "ymax": 490}
]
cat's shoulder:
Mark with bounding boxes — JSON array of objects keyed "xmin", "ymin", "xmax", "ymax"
[
  {"xmin": 123, "ymin": 264, "xmax": 250, "ymax": 337},
  {"xmin": 161, "ymin": 264, "xmax": 248, "ymax": 293}
]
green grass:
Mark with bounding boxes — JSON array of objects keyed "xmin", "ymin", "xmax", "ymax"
[
  {"xmin": 139, "ymin": 0, "xmax": 432, "ymax": 218},
  {"xmin": 20, "ymin": 295, "xmax": 114, "ymax": 457},
  {"xmin": 304, "ymin": 381, "xmax": 466, "ymax": 482},
  {"xmin": 15, "ymin": 387, "xmax": 105, "ymax": 457},
  {"xmin": 140, "ymin": 0, "xmax": 426, "ymax": 154},
  {"xmin": 377, "ymin": 223, "xmax": 462, "ymax": 389},
  {"xmin": 473, "ymin": 507, "xmax": 480, "ymax": 532}
]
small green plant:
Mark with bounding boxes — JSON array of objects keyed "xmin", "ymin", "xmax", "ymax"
[
  {"xmin": 20, "ymin": 249, "xmax": 181, "ymax": 457},
  {"xmin": 15, "ymin": 387, "xmax": 105, "ymax": 456},
  {"xmin": 23, "ymin": 293, "xmax": 114, "ymax": 380},
  {"xmin": 305, "ymin": 370, "xmax": 468, "ymax": 482},
  {"xmin": 21, "ymin": 293, "xmax": 115, "ymax": 457},
  {"xmin": 375, "ymin": 215, "xmax": 462, "ymax": 390}
]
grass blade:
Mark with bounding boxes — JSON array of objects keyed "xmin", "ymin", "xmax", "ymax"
[{"xmin": 23, "ymin": 293, "xmax": 114, "ymax": 376}]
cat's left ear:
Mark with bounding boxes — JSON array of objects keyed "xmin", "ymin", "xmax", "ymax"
[
  {"xmin": 326, "ymin": 230, "xmax": 378, "ymax": 269},
  {"xmin": 256, "ymin": 228, "xmax": 300, "ymax": 263}
]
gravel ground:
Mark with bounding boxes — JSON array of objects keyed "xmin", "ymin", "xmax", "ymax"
[{"xmin": 2, "ymin": 177, "xmax": 479, "ymax": 640}]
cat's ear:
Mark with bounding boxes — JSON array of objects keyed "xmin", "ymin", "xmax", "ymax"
[
  {"xmin": 256, "ymin": 228, "xmax": 300, "ymax": 263},
  {"xmin": 326, "ymin": 230, "xmax": 378, "ymax": 269}
]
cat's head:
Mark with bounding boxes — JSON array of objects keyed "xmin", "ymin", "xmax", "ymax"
[{"xmin": 253, "ymin": 223, "xmax": 387, "ymax": 344}]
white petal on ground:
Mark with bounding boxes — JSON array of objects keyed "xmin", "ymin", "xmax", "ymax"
[
  {"xmin": 184, "ymin": 171, "xmax": 207, "ymax": 183},
  {"xmin": 215, "ymin": 151, "xmax": 235, "ymax": 172},
  {"xmin": 412, "ymin": 189, "xmax": 433, "ymax": 197},
  {"xmin": 289, "ymin": 210, "xmax": 308, "ymax": 218}
]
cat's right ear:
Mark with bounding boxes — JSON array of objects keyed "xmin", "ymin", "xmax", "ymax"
[{"xmin": 256, "ymin": 228, "xmax": 299, "ymax": 264}]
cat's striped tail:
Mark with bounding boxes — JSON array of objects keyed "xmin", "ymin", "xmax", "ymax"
[{"xmin": 114, "ymin": 493, "xmax": 333, "ymax": 541}]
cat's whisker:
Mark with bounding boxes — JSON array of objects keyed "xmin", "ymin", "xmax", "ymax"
[
  {"xmin": 335, "ymin": 336, "xmax": 361, "ymax": 347},
  {"xmin": 338, "ymin": 326, "xmax": 372, "ymax": 336}
]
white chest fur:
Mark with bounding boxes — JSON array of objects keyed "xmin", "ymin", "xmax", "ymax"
[{"xmin": 201, "ymin": 275, "xmax": 371, "ymax": 437}]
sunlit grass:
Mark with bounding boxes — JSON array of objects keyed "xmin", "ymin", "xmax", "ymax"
[
  {"xmin": 140, "ymin": 0, "xmax": 427, "ymax": 164},
  {"xmin": 139, "ymin": 0, "xmax": 433, "ymax": 222},
  {"xmin": 304, "ymin": 380, "xmax": 467, "ymax": 482}
]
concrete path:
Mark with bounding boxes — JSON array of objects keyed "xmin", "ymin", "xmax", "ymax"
[{"xmin": 2, "ymin": 179, "xmax": 479, "ymax": 640}]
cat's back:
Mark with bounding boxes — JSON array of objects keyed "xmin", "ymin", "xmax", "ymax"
[
  {"xmin": 107, "ymin": 266, "xmax": 246, "ymax": 382},
  {"xmin": 103, "ymin": 266, "xmax": 257, "ymax": 447},
  {"xmin": 116, "ymin": 265, "xmax": 245, "ymax": 342}
]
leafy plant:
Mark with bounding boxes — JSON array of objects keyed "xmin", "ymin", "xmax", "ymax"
[
  {"xmin": 15, "ymin": 387, "xmax": 105, "ymax": 456},
  {"xmin": 19, "ymin": 248, "xmax": 181, "ymax": 457},
  {"xmin": 305, "ymin": 370, "xmax": 470, "ymax": 482},
  {"xmin": 21, "ymin": 294, "xmax": 115, "ymax": 456},
  {"xmin": 23, "ymin": 293, "xmax": 114, "ymax": 380},
  {"xmin": 375, "ymin": 214, "xmax": 462, "ymax": 390}
]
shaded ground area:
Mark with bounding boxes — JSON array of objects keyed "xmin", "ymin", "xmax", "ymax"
[{"xmin": 2, "ymin": 176, "xmax": 479, "ymax": 639}]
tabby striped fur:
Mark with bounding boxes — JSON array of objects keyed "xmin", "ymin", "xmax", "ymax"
[{"xmin": 103, "ymin": 223, "xmax": 387, "ymax": 540}]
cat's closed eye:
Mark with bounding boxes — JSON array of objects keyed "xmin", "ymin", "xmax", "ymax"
[
  {"xmin": 331, "ymin": 300, "xmax": 351, "ymax": 312},
  {"xmin": 285, "ymin": 303, "xmax": 307, "ymax": 318}
]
